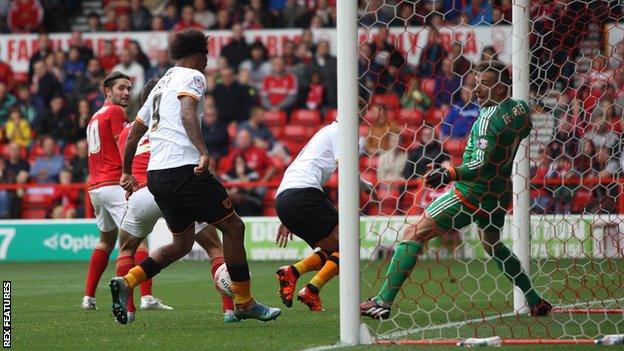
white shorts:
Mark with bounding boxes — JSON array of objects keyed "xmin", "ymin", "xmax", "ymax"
[
  {"xmin": 89, "ymin": 185, "xmax": 127, "ymax": 232},
  {"xmin": 120, "ymin": 187, "xmax": 210, "ymax": 238},
  {"xmin": 120, "ymin": 187, "xmax": 162, "ymax": 238}
]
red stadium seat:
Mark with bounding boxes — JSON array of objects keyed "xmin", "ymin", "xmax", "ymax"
[
  {"xmin": 291, "ymin": 109, "xmax": 322, "ymax": 126},
  {"xmin": 269, "ymin": 126, "xmax": 283, "ymax": 139},
  {"xmin": 373, "ymin": 94, "xmax": 400, "ymax": 111},
  {"xmin": 262, "ymin": 206, "xmax": 278, "ymax": 216},
  {"xmin": 262, "ymin": 110, "xmax": 287, "ymax": 127},
  {"xmin": 325, "ymin": 109, "xmax": 338, "ymax": 123},
  {"xmin": 572, "ymin": 190, "xmax": 592, "ymax": 213},
  {"xmin": 283, "ymin": 125, "xmax": 314, "ymax": 142},
  {"xmin": 285, "ymin": 140, "xmax": 306, "ymax": 157},
  {"xmin": 397, "ymin": 108, "xmax": 424, "ymax": 126},
  {"xmin": 0, "ymin": 143, "xmax": 28, "ymax": 159},
  {"xmin": 425, "ymin": 108, "xmax": 445, "ymax": 126},
  {"xmin": 443, "ymin": 138, "xmax": 468, "ymax": 159}
]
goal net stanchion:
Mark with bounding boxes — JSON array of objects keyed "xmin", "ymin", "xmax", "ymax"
[{"xmin": 349, "ymin": 0, "xmax": 624, "ymax": 346}]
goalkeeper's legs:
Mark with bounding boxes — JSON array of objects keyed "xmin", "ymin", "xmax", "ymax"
[
  {"xmin": 362, "ymin": 190, "xmax": 469, "ymax": 319},
  {"xmin": 480, "ymin": 227, "xmax": 551, "ymax": 315}
]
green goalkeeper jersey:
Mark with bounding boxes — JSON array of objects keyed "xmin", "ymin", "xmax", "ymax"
[{"xmin": 453, "ymin": 98, "xmax": 532, "ymax": 210}]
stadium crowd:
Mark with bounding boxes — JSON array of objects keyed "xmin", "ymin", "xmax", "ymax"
[{"xmin": 0, "ymin": 0, "xmax": 623, "ymax": 219}]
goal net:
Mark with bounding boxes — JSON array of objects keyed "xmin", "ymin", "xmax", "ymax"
[{"xmin": 357, "ymin": 0, "xmax": 624, "ymax": 345}]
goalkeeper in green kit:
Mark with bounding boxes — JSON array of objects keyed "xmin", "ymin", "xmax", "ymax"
[{"xmin": 361, "ymin": 61, "xmax": 552, "ymax": 320}]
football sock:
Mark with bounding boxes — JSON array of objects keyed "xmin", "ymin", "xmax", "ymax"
[
  {"xmin": 135, "ymin": 248, "xmax": 152, "ymax": 297},
  {"xmin": 124, "ymin": 258, "xmax": 161, "ymax": 289},
  {"xmin": 228, "ymin": 263, "xmax": 253, "ymax": 305},
  {"xmin": 309, "ymin": 252, "xmax": 339, "ymax": 292},
  {"xmin": 491, "ymin": 244, "xmax": 541, "ymax": 306},
  {"xmin": 84, "ymin": 248, "xmax": 110, "ymax": 297},
  {"xmin": 124, "ymin": 266, "xmax": 147, "ymax": 289},
  {"xmin": 292, "ymin": 250, "xmax": 329, "ymax": 277},
  {"xmin": 115, "ymin": 254, "xmax": 136, "ymax": 312},
  {"xmin": 376, "ymin": 241, "xmax": 423, "ymax": 304},
  {"xmin": 210, "ymin": 256, "xmax": 225, "ymax": 278}
]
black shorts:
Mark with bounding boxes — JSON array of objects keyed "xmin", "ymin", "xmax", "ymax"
[
  {"xmin": 275, "ymin": 187, "xmax": 338, "ymax": 248},
  {"xmin": 147, "ymin": 165, "xmax": 234, "ymax": 233}
]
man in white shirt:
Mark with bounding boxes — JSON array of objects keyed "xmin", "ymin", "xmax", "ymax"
[
  {"xmin": 274, "ymin": 98, "xmax": 373, "ymax": 312},
  {"xmin": 110, "ymin": 28, "xmax": 280, "ymax": 325},
  {"xmin": 113, "ymin": 48, "xmax": 145, "ymax": 101}
]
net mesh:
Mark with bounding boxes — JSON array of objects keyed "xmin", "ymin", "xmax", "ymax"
[{"xmin": 357, "ymin": 0, "xmax": 624, "ymax": 342}]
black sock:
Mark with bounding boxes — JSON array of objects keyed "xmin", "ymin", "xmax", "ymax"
[
  {"xmin": 227, "ymin": 263, "xmax": 251, "ymax": 282},
  {"xmin": 290, "ymin": 265, "xmax": 301, "ymax": 278},
  {"xmin": 307, "ymin": 283, "xmax": 319, "ymax": 294},
  {"xmin": 139, "ymin": 257, "xmax": 162, "ymax": 279}
]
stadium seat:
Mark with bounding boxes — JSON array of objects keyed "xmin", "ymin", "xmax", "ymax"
[
  {"xmin": 397, "ymin": 108, "xmax": 424, "ymax": 126},
  {"xmin": 572, "ymin": 190, "xmax": 592, "ymax": 213},
  {"xmin": 270, "ymin": 156, "xmax": 286, "ymax": 177},
  {"xmin": 21, "ymin": 192, "xmax": 55, "ymax": 219},
  {"xmin": 262, "ymin": 206, "xmax": 278, "ymax": 216},
  {"xmin": 359, "ymin": 155, "xmax": 379, "ymax": 171},
  {"xmin": 425, "ymin": 108, "xmax": 445, "ymax": 126},
  {"xmin": 283, "ymin": 125, "xmax": 314, "ymax": 142},
  {"xmin": 373, "ymin": 94, "xmax": 400, "ymax": 111},
  {"xmin": 290, "ymin": 109, "xmax": 322, "ymax": 126},
  {"xmin": 262, "ymin": 110, "xmax": 287, "ymax": 127},
  {"xmin": 0, "ymin": 144, "xmax": 28, "ymax": 159},
  {"xmin": 443, "ymin": 138, "xmax": 468, "ymax": 159},
  {"xmin": 284, "ymin": 140, "xmax": 306, "ymax": 157},
  {"xmin": 325, "ymin": 109, "xmax": 338, "ymax": 123},
  {"xmin": 269, "ymin": 126, "xmax": 283, "ymax": 139}
]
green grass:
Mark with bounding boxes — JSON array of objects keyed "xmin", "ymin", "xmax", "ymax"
[{"xmin": 2, "ymin": 259, "xmax": 623, "ymax": 350}]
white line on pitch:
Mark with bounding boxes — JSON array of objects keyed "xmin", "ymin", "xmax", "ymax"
[
  {"xmin": 300, "ymin": 343, "xmax": 348, "ymax": 351},
  {"xmin": 376, "ymin": 298, "xmax": 622, "ymax": 340}
]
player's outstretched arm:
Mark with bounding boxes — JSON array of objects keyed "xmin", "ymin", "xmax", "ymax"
[
  {"xmin": 179, "ymin": 96, "xmax": 210, "ymax": 174},
  {"xmin": 120, "ymin": 122, "xmax": 148, "ymax": 194}
]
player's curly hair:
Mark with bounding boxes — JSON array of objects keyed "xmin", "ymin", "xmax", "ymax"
[
  {"xmin": 140, "ymin": 77, "xmax": 160, "ymax": 106},
  {"xmin": 477, "ymin": 60, "xmax": 512, "ymax": 87},
  {"xmin": 169, "ymin": 28, "xmax": 209, "ymax": 61},
  {"xmin": 102, "ymin": 71, "xmax": 130, "ymax": 91}
]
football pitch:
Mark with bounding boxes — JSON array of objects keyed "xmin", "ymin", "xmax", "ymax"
[{"xmin": 3, "ymin": 260, "xmax": 622, "ymax": 350}]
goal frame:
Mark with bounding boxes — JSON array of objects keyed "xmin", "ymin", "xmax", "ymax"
[{"xmin": 337, "ymin": 0, "xmax": 622, "ymax": 347}]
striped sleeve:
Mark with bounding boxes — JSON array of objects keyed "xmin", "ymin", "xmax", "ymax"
[{"xmin": 454, "ymin": 106, "xmax": 500, "ymax": 182}]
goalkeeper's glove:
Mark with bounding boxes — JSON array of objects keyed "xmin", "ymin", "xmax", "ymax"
[{"xmin": 424, "ymin": 166, "xmax": 455, "ymax": 189}]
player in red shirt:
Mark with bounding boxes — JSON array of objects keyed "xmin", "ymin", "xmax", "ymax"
[{"xmin": 114, "ymin": 78, "xmax": 238, "ymax": 323}]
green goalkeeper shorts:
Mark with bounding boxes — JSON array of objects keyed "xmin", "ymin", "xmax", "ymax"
[{"xmin": 425, "ymin": 189, "xmax": 506, "ymax": 232}]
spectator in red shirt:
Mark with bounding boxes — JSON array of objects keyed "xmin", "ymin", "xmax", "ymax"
[
  {"xmin": 221, "ymin": 129, "xmax": 275, "ymax": 183},
  {"xmin": 7, "ymin": 0, "xmax": 44, "ymax": 33},
  {"xmin": 173, "ymin": 5, "xmax": 204, "ymax": 31},
  {"xmin": 261, "ymin": 57, "xmax": 298, "ymax": 112},
  {"xmin": 98, "ymin": 40, "xmax": 120, "ymax": 74}
]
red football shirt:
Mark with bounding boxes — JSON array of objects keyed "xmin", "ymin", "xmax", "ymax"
[
  {"xmin": 117, "ymin": 123, "xmax": 150, "ymax": 188},
  {"xmin": 87, "ymin": 101, "xmax": 127, "ymax": 189},
  {"xmin": 261, "ymin": 74, "xmax": 298, "ymax": 106}
]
